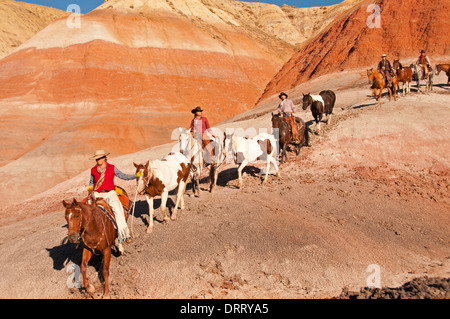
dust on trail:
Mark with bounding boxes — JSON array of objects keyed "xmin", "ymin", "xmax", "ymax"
[{"xmin": 0, "ymin": 81, "xmax": 449, "ymax": 299}]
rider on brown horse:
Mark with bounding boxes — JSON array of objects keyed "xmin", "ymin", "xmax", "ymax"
[
  {"xmin": 417, "ymin": 49, "xmax": 431, "ymax": 79},
  {"xmin": 277, "ymin": 92, "xmax": 300, "ymax": 144},
  {"xmin": 88, "ymin": 150, "xmax": 137, "ymax": 245},
  {"xmin": 377, "ymin": 54, "xmax": 395, "ymax": 87}
]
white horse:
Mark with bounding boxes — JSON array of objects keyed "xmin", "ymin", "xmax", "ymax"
[
  {"xmin": 134, "ymin": 152, "xmax": 190, "ymax": 233},
  {"xmin": 224, "ymin": 131, "xmax": 280, "ymax": 188},
  {"xmin": 412, "ymin": 63, "xmax": 433, "ymax": 92},
  {"xmin": 177, "ymin": 127, "xmax": 224, "ymax": 195}
]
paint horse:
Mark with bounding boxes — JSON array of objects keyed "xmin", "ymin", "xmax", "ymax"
[
  {"xmin": 177, "ymin": 127, "xmax": 224, "ymax": 195},
  {"xmin": 134, "ymin": 152, "xmax": 191, "ymax": 233},
  {"xmin": 302, "ymin": 90, "xmax": 336, "ymax": 135},
  {"xmin": 392, "ymin": 60, "xmax": 413, "ymax": 96},
  {"xmin": 224, "ymin": 131, "xmax": 280, "ymax": 188},
  {"xmin": 411, "ymin": 63, "xmax": 433, "ymax": 91}
]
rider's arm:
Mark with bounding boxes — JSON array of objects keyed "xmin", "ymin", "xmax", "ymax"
[
  {"xmin": 114, "ymin": 167, "xmax": 138, "ymax": 180},
  {"xmin": 89, "ymin": 174, "xmax": 94, "ymax": 187}
]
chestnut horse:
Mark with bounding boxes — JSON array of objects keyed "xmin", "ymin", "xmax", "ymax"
[
  {"xmin": 392, "ymin": 60, "xmax": 412, "ymax": 96},
  {"xmin": 271, "ymin": 113, "xmax": 309, "ymax": 163},
  {"xmin": 436, "ymin": 64, "xmax": 450, "ymax": 84},
  {"xmin": 367, "ymin": 68, "xmax": 398, "ymax": 101},
  {"xmin": 63, "ymin": 194, "xmax": 129, "ymax": 298}
]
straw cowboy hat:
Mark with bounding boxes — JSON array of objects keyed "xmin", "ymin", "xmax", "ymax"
[
  {"xmin": 381, "ymin": 53, "xmax": 387, "ymax": 57},
  {"xmin": 90, "ymin": 150, "xmax": 110, "ymax": 160},
  {"xmin": 191, "ymin": 106, "xmax": 204, "ymax": 114}
]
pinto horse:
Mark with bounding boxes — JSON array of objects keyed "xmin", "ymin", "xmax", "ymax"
[
  {"xmin": 392, "ymin": 60, "xmax": 413, "ymax": 96},
  {"xmin": 411, "ymin": 63, "xmax": 433, "ymax": 91},
  {"xmin": 63, "ymin": 197, "xmax": 123, "ymax": 298},
  {"xmin": 134, "ymin": 152, "xmax": 191, "ymax": 233},
  {"xmin": 302, "ymin": 90, "xmax": 336, "ymax": 135},
  {"xmin": 224, "ymin": 131, "xmax": 280, "ymax": 188},
  {"xmin": 436, "ymin": 64, "xmax": 450, "ymax": 84},
  {"xmin": 177, "ymin": 127, "xmax": 224, "ymax": 195},
  {"xmin": 367, "ymin": 68, "xmax": 398, "ymax": 101},
  {"xmin": 271, "ymin": 113, "xmax": 309, "ymax": 163}
]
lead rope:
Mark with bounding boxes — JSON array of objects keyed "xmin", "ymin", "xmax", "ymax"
[{"xmin": 129, "ymin": 183, "xmax": 140, "ymax": 239}]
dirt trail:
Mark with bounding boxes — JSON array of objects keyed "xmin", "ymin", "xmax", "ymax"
[{"xmin": 0, "ymin": 72, "xmax": 449, "ymax": 299}]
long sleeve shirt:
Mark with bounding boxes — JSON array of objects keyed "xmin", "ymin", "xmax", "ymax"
[{"xmin": 278, "ymin": 99, "xmax": 296, "ymax": 114}]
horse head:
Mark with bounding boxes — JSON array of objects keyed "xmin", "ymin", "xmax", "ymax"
[
  {"xmin": 134, "ymin": 161, "xmax": 150, "ymax": 195},
  {"xmin": 302, "ymin": 93, "xmax": 312, "ymax": 110},
  {"xmin": 63, "ymin": 199, "xmax": 83, "ymax": 244},
  {"xmin": 177, "ymin": 127, "xmax": 191, "ymax": 156},
  {"xmin": 271, "ymin": 112, "xmax": 281, "ymax": 128},
  {"xmin": 392, "ymin": 60, "xmax": 402, "ymax": 71}
]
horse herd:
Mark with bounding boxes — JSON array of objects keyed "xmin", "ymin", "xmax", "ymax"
[
  {"xmin": 61, "ymin": 60, "xmax": 450, "ymax": 297},
  {"xmin": 62, "ymin": 89, "xmax": 338, "ymax": 298},
  {"xmin": 367, "ymin": 62, "xmax": 450, "ymax": 102}
]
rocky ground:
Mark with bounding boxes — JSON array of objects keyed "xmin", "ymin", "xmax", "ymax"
[{"xmin": 0, "ymin": 72, "xmax": 449, "ymax": 299}]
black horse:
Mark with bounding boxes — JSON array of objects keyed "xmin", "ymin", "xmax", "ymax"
[
  {"xmin": 271, "ymin": 113, "xmax": 310, "ymax": 164},
  {"xmin": 302, "ymin": 90, "xmax": 336, "ymax": 135}
]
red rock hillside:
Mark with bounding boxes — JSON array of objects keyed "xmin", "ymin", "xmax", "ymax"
[
  {"xmin": 260, "ymin": 0, "xmax": 450, "ymax": 101},
  {"xmin": 0, "ymin": 0, "xmax": 356, "ymax": 207}
]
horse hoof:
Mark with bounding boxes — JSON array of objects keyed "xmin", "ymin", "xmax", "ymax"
[
  {"xmin": 171, "ymin": 214, "xmax": 177, "ymax": 221},
  {"xmin": 146, "ymin": 227, "xmax": 153, "ymax": 234},
  {"xmin": 102, "ymin": 293, "xmax": 111, "ymax": 299},
  {"xmin": 86, "ymin": 284, "xmax": 95, "ymax": 295}
]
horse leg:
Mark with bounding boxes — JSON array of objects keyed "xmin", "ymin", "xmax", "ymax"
[
  {"xmin": 327, "ymin": 113, "xmax": 332, "ymax": 125},
  {"xmin": 101, "ymin": 247, "xmax": 111, "ymax": 299},
  {"xmin": 145, "ymin": 194, "xmax": 154, "ymax": 233},
  {"xmin": 270, "ymin": 154, "xmax": 280, "ymax": 178},
  {"xmin": 180, "ymin": 180, "xmax": 187, "ymax": 210},
  {"xmin": 172, "ymin": 181, "xmax": 187, "ymax": 220},
  {"xmin": 237, "ymin": 159, "xmax": 248, "ymax": 188},
  {"xmin": 160, "ymin": 191, "xmax": 170, "ymax": 223},
  {"xmin": 211, "ymin": 164, "xmax": 219, "ymax": 192},
  {"xmin": 262, "ymin": 156, "xmax": 271, "ymax": 185},
  {"xmin": 81, "ymin": 247, "xmax": 95, "ymax": 297}
]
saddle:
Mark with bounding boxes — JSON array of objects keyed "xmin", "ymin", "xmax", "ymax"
[{"xmin": 81, "ymin": 185, "xmax": 132, "ymax": 229}]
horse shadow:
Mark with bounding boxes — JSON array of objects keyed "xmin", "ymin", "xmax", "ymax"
[
  {"xmin": 215, "ymin": 165, "xmax": 261, "ymax": 189},
  {"xmin": 46, "ymin": 226, "xmax": 111, "ymax": 274},
  {"xmin": 131, "ymin": 197, "xmax": 177, "ymax": 227},
  {"xmin": 434, "ymin": 83, "xmax": 449, "ymax": 91}
]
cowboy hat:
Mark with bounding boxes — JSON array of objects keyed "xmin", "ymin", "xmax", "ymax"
[
  {"xmin": 279, "ymin": 92, "xmax": 288, "ymax": 99},
  {"xmin": 381, "ymin": 53, "xmax": 387, "ymax": 57},
  {"xmin": 420, "ymin": 49, "xmax": 426, "ymax": 53},
  {"xmin": 191, "ymin": 106, "xmax": 203, "ymax": 114},
  {"xmin": 90, "ymin": 150, "xmax": 110, "ymax": 160}
]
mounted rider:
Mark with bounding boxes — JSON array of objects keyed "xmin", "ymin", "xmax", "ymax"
[
  {"xmin": 88, "ymin": 150, "xmax": 137, "ymax": 245},
  {"xmin": 189, "ymin": 106, "xmax": 216, "ymax": 164},
  {"xmin": 377, "ymin": 54, "xmax": 395, "ymax": 87},
  {"xmin": 417, "ymin": 49, "xmax": 431, "ymax": 79},
  {"xmin": 277, "ymin": 92, "xmax": 300, "ymax": 144}
]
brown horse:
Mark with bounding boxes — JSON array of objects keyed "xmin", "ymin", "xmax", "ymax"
[
  {"xmin": 63, "ymin": 193, "xmax": 130, "ymax": 298},
  {"xmin": 436, "ymin": 64, "xmax": 450, "ymax": 84},
  {"xmin": 367, "ymin": 68, "xmax": 398, "ymax": 101},
  {"xmin": 271, "ymin": 113, "xmax": 309, "ymax": 163},
  {"xmin": 392, "ymin": 60, "xmax": 413, "ymax": 96}
]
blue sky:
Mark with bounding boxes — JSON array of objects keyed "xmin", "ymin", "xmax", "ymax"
[{"xmin": 17, "ymin": 0, "xmax": 343, "ymax": 14}]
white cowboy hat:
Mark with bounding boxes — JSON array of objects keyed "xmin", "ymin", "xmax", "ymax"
[
  {"xmin": 381, "ymin": 53, "xmax": 387, "ymax": 57},
  {"xmin": 90, "ymin": 150, "xmax": 110, "ymax": 160}
]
